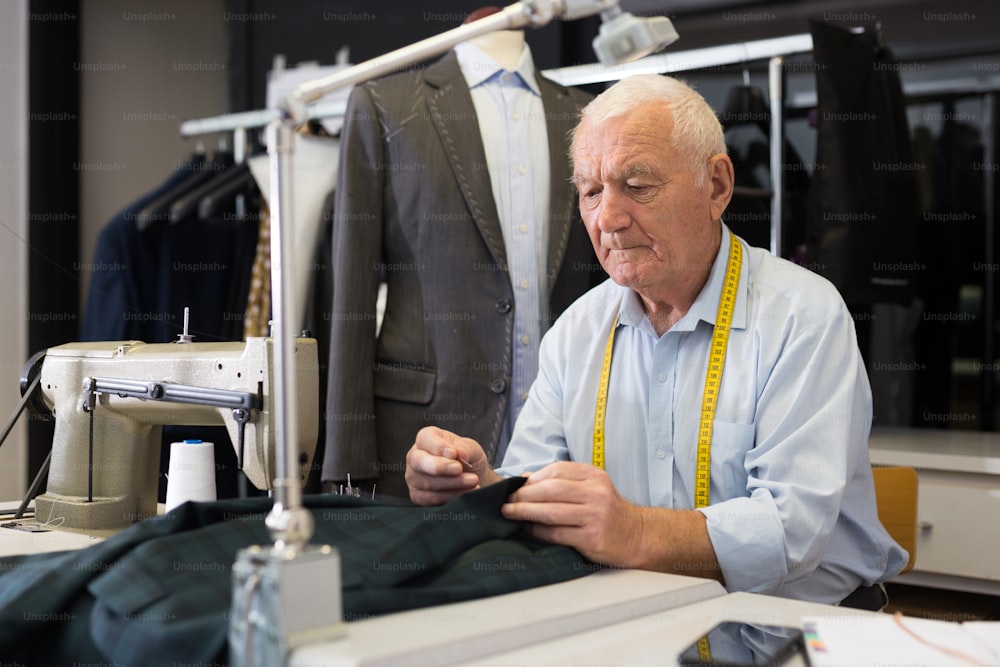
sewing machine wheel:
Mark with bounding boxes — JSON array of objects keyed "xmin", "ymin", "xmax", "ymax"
[{"xmin": 20, "ymin": 349, "xmax": 51, "ymax": 419}]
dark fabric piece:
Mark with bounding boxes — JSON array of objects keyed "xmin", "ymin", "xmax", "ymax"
[
  {"xmin": 146, "ymin": 215, "xmax": 258, "ymax": 344},
  {"xmin": 0, "ymin": 478, "xmax": 592, "ymax": 666},
  {"xmin": 839, "ymin": 583, "xmax": 887, "ymax": 611},
  {"xmin": 80, "ymin": 155, "xmax": 257, "ymax": 345},
  {"xmin": 805, "ymin": 20, "xmax": 921, "ymax": 306},
  {"xmin": 80, "ymin": 156, "xmax": 206, "ymax": 342}
]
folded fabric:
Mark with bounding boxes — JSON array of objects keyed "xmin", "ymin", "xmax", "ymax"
[{"xmin": 0, "ymin": 478, "xmax": 592, "ymax": 666}]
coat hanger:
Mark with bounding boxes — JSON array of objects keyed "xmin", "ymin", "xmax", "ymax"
[
  {"xmin": 134, "ymin": 155, "xmax": 221, "ymax": 232},
  {"xmin": 198, "ymin": 163, "xmax": 257, "ymax": 221},
  {"xmin": 168, "ymin": 161, "xmax": 250, "ymax": 224}
]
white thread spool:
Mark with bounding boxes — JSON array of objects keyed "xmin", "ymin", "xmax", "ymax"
[{"xmin": 165, "ymin": 439, "xmax": 217, "ymax": 512}]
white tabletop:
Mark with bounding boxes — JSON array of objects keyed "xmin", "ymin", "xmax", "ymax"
[
  {"xmin": 455, "ymin": 591, "xmax": 873, "ymax": 667},
  {"xmin": 0, "ymin": 501, "xmax": 107, "ymax": 556},
  {"xmin": 291, "ymin": 569, "xmax": 727, "ymax": 667}
]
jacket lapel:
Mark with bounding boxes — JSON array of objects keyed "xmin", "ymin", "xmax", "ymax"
[
  {"xmin": 423, "ymin": 52, "xmax": 508, "ymax": 272},
  {"xmin": 539, "ymin": 76, "xmax": 580, "ymax": 294}
]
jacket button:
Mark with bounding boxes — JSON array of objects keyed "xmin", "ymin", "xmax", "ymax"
[
  {"xmin": 495, "ymin": 298, "xmax": 512, "ymax": 314},
  {"xmin": 490, "ymin": 379, "xmax": 506, "ymax": 394}
]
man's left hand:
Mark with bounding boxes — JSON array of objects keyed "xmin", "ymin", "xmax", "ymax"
[{"xmin": 500, "ymin": 461, "xmax": 646, "ymax": 568}]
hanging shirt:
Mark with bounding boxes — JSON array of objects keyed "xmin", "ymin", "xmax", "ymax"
[
  {"xmin": 498, "ymin": 225, "xmax": 909, "ymax": 604},
  {"xmin": 454, "ymin": 41, "xmax": 551, "ymax": 449}
]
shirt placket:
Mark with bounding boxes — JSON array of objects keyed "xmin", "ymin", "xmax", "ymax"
[{"xmin": 648, "ymin": 332, "xmax": 679, "ymax": 507}]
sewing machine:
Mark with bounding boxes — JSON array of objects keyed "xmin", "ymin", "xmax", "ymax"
[{"xmin": 24, "ymin": 335, "xmax": 319, "ymax": 532}]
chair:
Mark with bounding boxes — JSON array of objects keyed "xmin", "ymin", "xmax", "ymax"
[{"xmin": 871, "ymin": 465, "xmax": 919, "ymax": 574}]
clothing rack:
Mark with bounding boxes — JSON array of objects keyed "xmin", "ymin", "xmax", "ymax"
[
  {"xmin": 179, "ymin": 34, "xmax": 813, "ymax": 135},
  {"xmin": 180, "ymin": 30, "xmax": 996, "ymax": 262},
  {"xmin": 178, "ymin": 100, "xmax": 347, "ymax": 139},
  {"xmin": 789, "ymin": 74, "xmax": 1000, "ymax": 108},
  {"xmin": 540, "ymin": 33, "xmax": 813, "ymax": 87},
  {"xmin": 179, "ymin": 33, "xmax": 815, "ymax": 256}
]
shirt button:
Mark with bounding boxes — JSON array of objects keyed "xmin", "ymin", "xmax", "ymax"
[
  {"xmin": 519, "ymin": 335, "xmax": 530, "ymax": 345},
  {"xmin": 656, "ymin": 449, "xmax": 666, "ymax": 460},
  {"xmin": 512, "ymin": 112, "xmax": 521, "ymax": 121},
  {"xmin": 520, "ymin": 391, "xmax": 529, "ymax": 400},
  {"xmin": 495, "ymin": 298, "xmax": 512, "ymax": 313},
  {"xmin": 518, "ymin": 224, "xmax": 528, "ymax": 234},
  {"xmin": 490, "ymin": 379, "xmax": 507, "ymax": 394},
  {"xmin": 657, "ymin": 372, "xmax": 667, "ymax": 383},
  {"xmin": 517, "ymin": 164, "xmax": 527, "ymax": 174},
  {"xmin": 518, "ymin": 279, "xmax": 529, "ymax": 289}
]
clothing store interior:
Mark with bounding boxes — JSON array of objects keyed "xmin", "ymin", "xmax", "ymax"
[{"xmin": 2, "ymin": 0, "xmax": 1000, "ymax": 664}]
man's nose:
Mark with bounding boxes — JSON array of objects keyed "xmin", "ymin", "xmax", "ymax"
[{"xmin": 596, "ymin": 189, "xmax": 631, "ymax": 233}]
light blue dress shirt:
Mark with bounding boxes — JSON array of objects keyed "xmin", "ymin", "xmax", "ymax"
[
  {"xmin": 499, "ymin": 225, "xmax": 909, "ymax": 604},
  {"xmin": 454, "ymin": 42, "xmax": 550, "ymax": 452}
]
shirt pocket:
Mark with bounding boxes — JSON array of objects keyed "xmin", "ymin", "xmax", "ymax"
[{"xmin": 710, "ymin": 419, "xmax": 756, "ymax": 498}]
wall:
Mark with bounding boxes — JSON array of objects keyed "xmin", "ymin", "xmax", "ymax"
[
  {"xmin": 79, "ymin": 0, "xmax": 229, "ymax": 316},
  {"xmin": 0, "ymin": 0, "xmax": 29, "ymax": 498}
]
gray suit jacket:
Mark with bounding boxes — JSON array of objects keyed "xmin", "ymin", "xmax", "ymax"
[{"xmin": 323, "ymin": 51, "xmax": 603, "ymax": 497}]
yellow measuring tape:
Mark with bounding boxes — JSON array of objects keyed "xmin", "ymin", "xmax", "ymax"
[
  {"xmin": 592, "ymin": 310, "xmax": 619, "ymax": 472},
  {"xmin": 697, "ymin": 635, "xmax": 713, "ymax": 662},
  {"xmin": 592, "ymin": 231, "xmax": 743, "ymax": 511}
]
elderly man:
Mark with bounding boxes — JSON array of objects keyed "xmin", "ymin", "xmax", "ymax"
[{"xmin": 404, "ymin": 74, "xmax": 907, "ymax": 608}]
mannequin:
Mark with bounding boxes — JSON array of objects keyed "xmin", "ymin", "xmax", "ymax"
[
  {"xmin": 466, "ymin": 29, "xmax": 526, "ymax": 70},
  {"xmin": 463, "ymin": 5, "xmax": 524, "ymax": 70},
  {"xmin": 323, "ymin": 11, "xmax": 602, "ymax": 497}
]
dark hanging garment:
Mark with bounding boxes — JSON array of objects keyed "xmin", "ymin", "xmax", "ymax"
[
  {"xmin": 80, "ymin": 155, "xmax": 257, "ymax": 344},
  {"xmin": 80, "ymin": 157, "xmax": 207, "ymax": 342},
  {"xmin": 805, "ymin": 20, "xmax": 922, "ymax": 306},
  {"xmin": 721, "ymin": 84, "xmax": 811, "ymax": 257}
]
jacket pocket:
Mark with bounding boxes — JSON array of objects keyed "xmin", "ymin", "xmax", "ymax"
[{"xmin": 373, "ymin": 362, "xmax": 436, "ymax": 405}]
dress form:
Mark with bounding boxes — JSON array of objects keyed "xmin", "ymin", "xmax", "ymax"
[{"xmin": 466, "ymin": 30, "xmax": 527, "ymax": 71}]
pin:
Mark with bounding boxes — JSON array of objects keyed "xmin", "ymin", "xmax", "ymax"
[
  {"xmin": 335, "ymin": 474, "xmax": 367, "ymax": 499},
  {"xmin": 176, "ymin": 307, "xmax": 195, "ymax": 343}
]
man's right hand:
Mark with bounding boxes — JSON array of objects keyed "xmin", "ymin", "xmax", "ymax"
[{"xmin": 405, "ymin": 426, "xmax": 499, "ymax": 505}]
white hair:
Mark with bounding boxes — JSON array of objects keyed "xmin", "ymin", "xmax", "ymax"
[{"xmin": 570, "ymin": 74, "xmax": 727, "ymax": 178}]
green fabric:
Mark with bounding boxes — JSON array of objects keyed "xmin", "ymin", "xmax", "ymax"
[{"xmin": 0, "ymin": 478, "xmax": 593, "ymax": 666}]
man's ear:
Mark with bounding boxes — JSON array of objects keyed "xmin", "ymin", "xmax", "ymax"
[{"xmin": 707, "ymin": 153, "xmax": 735, "ymax": 221}]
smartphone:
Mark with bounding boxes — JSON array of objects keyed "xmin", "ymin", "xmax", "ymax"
[{"xmin": 677, "ymin": 621, "xmax": 808, "ymax": 667}]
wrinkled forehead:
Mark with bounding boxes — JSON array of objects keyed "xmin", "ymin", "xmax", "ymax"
[{"xmin": 571, "ymin": 104, "xmax": 674, "ymax": 178}]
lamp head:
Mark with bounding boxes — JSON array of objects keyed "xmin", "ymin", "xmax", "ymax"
[{"xmin": 592, "ymin": 9, "xmax": 679, "ymax": 65}]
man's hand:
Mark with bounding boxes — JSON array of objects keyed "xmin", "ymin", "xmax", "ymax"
[
  {"xmin": 501, "ymin": 461, "xmax": 723, "ymax": 580},
  {"xmin": 500, "ymin": 462, "xmax": 645, "ymax": 567},
  {"xmin": 405, "ymin": 426, "xmax": 500, "ymax": 505}
]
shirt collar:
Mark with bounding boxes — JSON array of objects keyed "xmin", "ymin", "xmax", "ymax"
[
  {"xmin": 616, "ymin": 224, "xmax": 749, "ymax": 335},
  {"xmin": 453, "ymin": 40, "xmax": 542, "ymax": 96}
]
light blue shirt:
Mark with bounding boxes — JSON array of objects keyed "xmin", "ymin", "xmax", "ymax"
[
  {"xmin": 499, "ymin": 225, "xmax": 909, "ymax": 604},
  {"xmin": 454, "ymin": 42, "xmax": 550, "ymax": 452}
]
